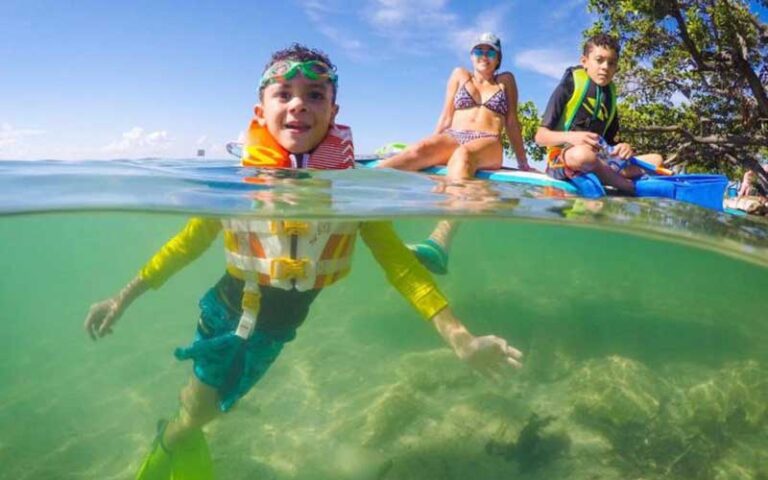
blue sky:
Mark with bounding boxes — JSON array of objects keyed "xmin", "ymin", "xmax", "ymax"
[{"xmin": 1, "ymin": 1, "xmax": 764, "ymax": 163}]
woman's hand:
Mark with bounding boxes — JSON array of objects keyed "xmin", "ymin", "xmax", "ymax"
[{"xmin": 517, "ymin": 159, "xmax": 535, "ymax": 172}]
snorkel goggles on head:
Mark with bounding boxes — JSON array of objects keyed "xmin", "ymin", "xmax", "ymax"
[{"xmin": 259, "ymin": 60, "xmax": 338, "ymax": 89}]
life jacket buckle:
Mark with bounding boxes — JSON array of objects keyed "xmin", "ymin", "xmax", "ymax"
[
  {"xmin": 269, "ymin": 220, "xmax": 310, "ymax": 236},
  {"xmin": 242, "ymin": 290, "xmax": 261, "ymax": 312},
  {"xmin": 270, "ymin": 257, "xmax": 308, "ymax": 280}
]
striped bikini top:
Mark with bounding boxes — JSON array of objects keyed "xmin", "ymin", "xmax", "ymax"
[{"xmin": 453, "ymin": 77, "xmax": 508, "ymax": 117}]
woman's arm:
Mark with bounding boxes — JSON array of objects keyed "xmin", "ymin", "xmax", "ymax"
[
  {"xmin": 433, "ymin": 68, "xmax": 463, "ymax": 135},
  {"xmin": 500, "ymin": 72, "xmax": 529, "ymax": 170}
]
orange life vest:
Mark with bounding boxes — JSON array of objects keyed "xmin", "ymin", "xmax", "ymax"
[{"xmin": 242, "ymin": 121, "xmax": 355, "ymax": 170}]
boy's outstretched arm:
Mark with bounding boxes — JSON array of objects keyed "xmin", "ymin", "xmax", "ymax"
[
  {"xmin": 84, "ymin": 217, "xmax": 221, "ymax": 340},
  {"xmin": 359, "ymin": 221, "xmax": 523, "ymax": 377}
]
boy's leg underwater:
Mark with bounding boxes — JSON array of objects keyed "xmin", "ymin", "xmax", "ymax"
[{"xmin": 136, "ymin": 378, "xmax": 218, "ymax": 480}]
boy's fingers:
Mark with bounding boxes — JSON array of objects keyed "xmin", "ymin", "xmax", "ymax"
[
  {"xmin": 506, "ymin": 357, "xmax": 523, "ymax": 369},
  {"xmin": 498, "ymin": 345, "xmax": 522, "ymax": 369},
  {"xmin": 85, "ymin": 310, "xmax": 101, "ymax": 341},
  {"xmin": 505, "ymin": 345, "xmax": 523, "ymax": 359},
  {"xmin": 97, "ymin": 310, "xmax": 116, "ymax": 337}
]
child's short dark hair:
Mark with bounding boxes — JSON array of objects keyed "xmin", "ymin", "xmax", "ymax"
[
  {"xmin": 259, "ymin": 43, "xmax": 338, "ymax": 102},
  {"xmin": 583, "ymin": 34, "xmax": 620, "ymax": 57}
]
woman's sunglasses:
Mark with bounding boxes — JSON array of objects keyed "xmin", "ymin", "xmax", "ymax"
[{"xmin": 471, "ymin": 48, "xmax": 498, "ymax": 59}]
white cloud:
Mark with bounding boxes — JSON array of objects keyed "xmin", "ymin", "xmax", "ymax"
[
  {"xmin": 104, "ymin": 127, "xmax": 172, "ymax": 154},
  {"xmin": 364, "ymin": 0, "xmax": 455, "ymax": 47},
  {"xmin": 364, "ymin": 1, "xmax": 511, "ymax": 60},
  {"xmin": 298, "ymin": 0, "xmax": 511, "ymax": 60},
  {"xmin": 317, "ymin": 24, "xmax": 365, "ymax": 55},
  {"xmin": 514, "ymin": 49, "xmax": 574, "ymax": 79},
  {"xmin": 551, "ymin": 0, "xmax": 586, "ymax": 21},
  {"xmin": 446, "ymin": 5, "xmax": 511, "ymax": 57},
  {"xmin": 368, "ymin": 0, "xmax": 453, "ymax": 29},
  {"xmin": 0, "ymin": 122, "xmax": 45, "ymax": 149},
  {"xmin": 299, "ymin": 0, "xmax": 367, "ymax": 58}
]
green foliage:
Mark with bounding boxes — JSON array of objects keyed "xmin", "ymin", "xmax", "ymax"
[
  {"xmin": 585, "ymin": 0, "xmax": 768, "ymax": 185},
  {"xmin": 502, "ymin": 100, "xmax": 545, "ymax": 163}
]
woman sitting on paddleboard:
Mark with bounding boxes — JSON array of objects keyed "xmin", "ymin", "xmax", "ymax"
[{"xmin": 377, "ymin": 32, "xmax": 530, "ymax": 180}]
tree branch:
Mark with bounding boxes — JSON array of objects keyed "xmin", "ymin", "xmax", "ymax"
[
  {"xmin": 748, "ymin": 11, "xmax": 768, "ymax": 45},
  {"xmin": 625, "ymin": 125, "xmax": 768, "ymax": 146},
  {"xmin": 669, "ymin": 1, "xmax": 715, "ymax": 71},
  {"xmin": 734, "ymin": 32, "xmax": 768, "ymax": 119}
]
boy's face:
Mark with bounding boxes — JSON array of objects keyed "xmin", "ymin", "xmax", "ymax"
[
  {"xmin": 580, "ymin": 45, "xmax": 618, "ymax": 87},
  {"xmin": 255, "ymin": 76, "xmax": 338, "ymax": 154}
]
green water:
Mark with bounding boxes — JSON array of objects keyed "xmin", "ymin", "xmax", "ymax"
[{"xmin": 1, "ymin": 213, "xmax": 767, "ymax": 480}]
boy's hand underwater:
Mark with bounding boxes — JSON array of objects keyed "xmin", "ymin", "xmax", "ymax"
[
  {"xmin": 84, "ymin": 276, "xmax": 147, "ymax": 340},
  {"xmin": 84, "ymin": 298, "xmax": 123, "ymax": 339},
  {"xmin": 432, "ymin": 307, "xmax": 523, "ymax": 380}
]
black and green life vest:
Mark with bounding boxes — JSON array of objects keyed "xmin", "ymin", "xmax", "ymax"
[
  {"xmin": 558, "ymin": 67, "xmax": 617, "ymax": 135},
  {"xmin": 547, "ymin": 67, "xmax": 617, "ymax": 161}
]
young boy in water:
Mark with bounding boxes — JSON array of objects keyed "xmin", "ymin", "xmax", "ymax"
[
  {"xmin": 535, "ymin": 34, "xmax": 662, "ymax": 194},
  {"xmin": 83, "ymin": 44, "xmax": 523, "ymax": 480}
]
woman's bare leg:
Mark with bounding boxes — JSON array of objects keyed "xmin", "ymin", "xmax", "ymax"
[
  {"xmin": 445, "ymin": 137, "xmax": 502, "ymax": 180},
  {"xmin": 377, "ymin": 133, "xmax": 460, "ymax": 171},
  {"xmin": 411, "ymin": 137, "xmax": 502, "ymax": 274}
]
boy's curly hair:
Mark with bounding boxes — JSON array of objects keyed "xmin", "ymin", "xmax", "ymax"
[
  {"xmin": 259, "ymin": 43, "xmax": 338, "ymax": 102},
  {"xmin": 583, "ymin": 34, "xmax": 621, "ymax": 57}
]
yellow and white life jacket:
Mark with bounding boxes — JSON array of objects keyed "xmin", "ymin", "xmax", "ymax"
[
  {"xmin": 225, "ymin": 119, "xmax": 359, "ymax": 338},
  {"xmin": 222, "ymin": 219, "xmax": 360, "ymax": 292}
]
